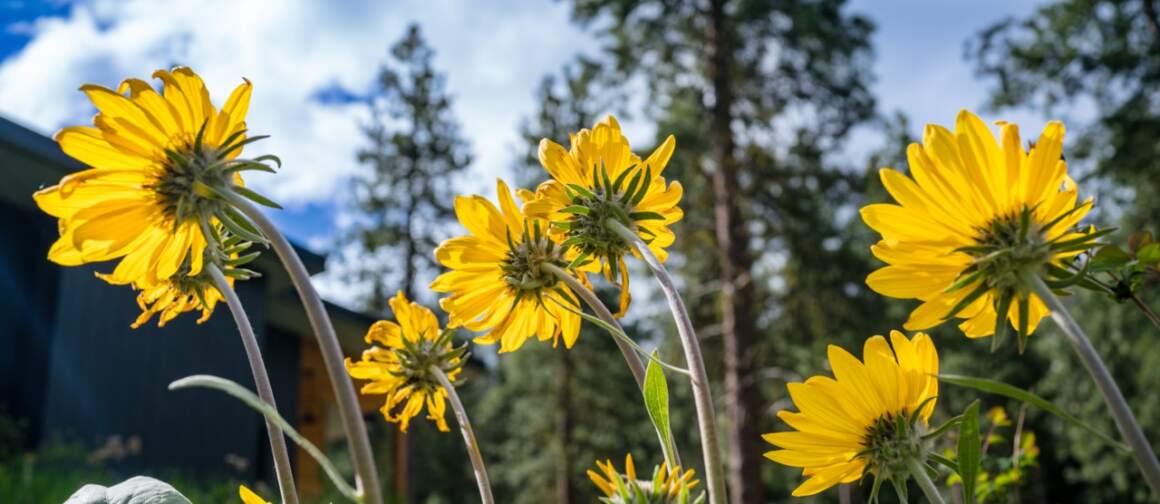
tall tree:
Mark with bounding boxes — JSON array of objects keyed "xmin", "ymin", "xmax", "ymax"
[
  {"xmin": 343, "ymin": 23, "xmax": 471, "ymax": 308},
  {"xmin": 568, "ymin": 1, "xmax": 876, "ymax": 501},
  {"xmin": 340, "ymin": 24, "xmax": 470, "ymax": 504},
  {"xmin": 497, "ymin": 58, "xmax": 649, "ymax": 504}
]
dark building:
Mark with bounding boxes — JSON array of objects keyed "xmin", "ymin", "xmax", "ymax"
[{"xmin": 0, "ymin": 115, "xmax": 386, "ymax": 499}]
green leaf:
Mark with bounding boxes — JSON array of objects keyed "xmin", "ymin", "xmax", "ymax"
[
  {"xmin": 1137, "ymin": 243, "xmax": 1160, "ymax": 266},
  {"xmin": 939, "ymin": 374, "xmax": 1129, "ymax": 451},
  {"xmin": 567, "ymin": 183, "xmax": 596, "ymax": 199},
  {"xmin": 644, "ymin": 352, "xmax": 679, "ymax": 468},
  {"xmin": 231, "ymin": 185, "xmax": 283, "ymax": 209},
  {"xmin": 1089, "ymin": 245, "xmax": 1132, "ymax": 272},
  {"xmin": 216, "ymin": 208, "xmax": 267, "ymax": 245},
  {"xmin": 1016, "ymin": 295, "xmax": 1030, "ymax": 354},
  {"xmin": 991, "ymin": 292, "xmax": 1013, "ymax": 352},
  {"xmin": 629, "ymin": 211, "xmax": 665, "ymax": 221},
  {"xmin": 957, "ymin": 400, "xmax": 981, "ymax": 504},
  {"xmin": 560, "ymin": 205, "xmax": 591, "ymax": 215},
  {"xmin": 943, "ymin": 282, "xmax": 991, "ymax": 321},
  {"xmin": 928, "ymin": 452, "xmax": 959, "ymax": 474}
]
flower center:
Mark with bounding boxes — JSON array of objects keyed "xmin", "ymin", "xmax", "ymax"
[
  {"xmin": 962, "ymin": 206, "xmax": 1055, "ymax": 294},
  {"xmin": 861, "ymin": 411, "xmax": 925, "ymax": 481},
  {"xmin": 391, "ymin": 329, "xmax": 465, "ymax": 391},
  {"xmin": 501, "ymin": 223, "xmax": 569, "ymax": 298},
  {"xmin": 555, "ymin": 163, "xmax": 661, "ymax": 273},
  {"xmin": 149, "ymin": 141, "xmax": 233, "ymax": 225},
  {"xmin": 566, "ymin": 190, "xmax": 636, "ymax": 260}
]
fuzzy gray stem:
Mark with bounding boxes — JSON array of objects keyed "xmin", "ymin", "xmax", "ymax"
[
  {"xmin": 541, "ymin": 263, "xmax": 646, "ymax": 388},
  {"xmin": 606, "ymin": 219, "xmax": 727, "ymax": 504},
  {"xmin": 228, "ymin": 194, "xmax": 383, "ymax": 504},
  {"xmin": 431, "ymin": 366, "xmax": 494, "ymax": 504},
  {"xmin": 1027, "ymin": 273, "xmax": 1160, "ymax": 498},
  {"xmin": 907, "ymin": 457, "xmax": 946, "ymax": 504},
  {"xmin": 542, "ymin": 262, "xmax": 683, "ymax": 468},
  {"xmin": 207, "ymin": 264, "xmax": 299, "ymax": 504}
]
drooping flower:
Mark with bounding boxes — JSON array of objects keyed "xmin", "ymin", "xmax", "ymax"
[
  {"xmin": 346, "ymin": 291, "xmax": 465, "ymax": 432},
  {"xmin": 238, "ymin": 484, "xmax": 270, "ymax": 504},
  {"xmin": 525, "ymin": 115, "xmax": 682, "ymax": 315},
  {"xmin": 116, "ymin": 265, "xmax": 227, "ymax": 329},
  {"xmin": 861, "ymin": 110, "xmax": 1100, "ymax": 347},
  {"xmin": 431, "ymin": 179, "xmax": 583, "ymax": 352},
  {"xmin": 764, "ymin": 331, "xmax": 939, "ymax": 497},
  {"xmin": 588, "ymin": 454, "xmax": 704, "ymax": 504},
  {"xmin": 33, "ymin": 66, "xmax": 278, "ymax": 287}
]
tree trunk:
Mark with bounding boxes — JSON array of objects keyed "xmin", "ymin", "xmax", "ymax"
[
  {"xmin": 396, "ymin": 184, "xmax": 419, "ymax": 503},
  {"xmin": 554, "ymin": 349, "xmax": 573, "ymax": 504},
  {"xmin": 707, "ymin": 0, "xmax": 765, "ymax": 502}
]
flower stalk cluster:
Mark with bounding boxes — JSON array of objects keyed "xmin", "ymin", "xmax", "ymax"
[{"xmin": 34, "ymin": 61, "xmax": 1160, "ymax": 504}]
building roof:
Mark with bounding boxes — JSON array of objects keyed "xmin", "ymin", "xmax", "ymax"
[{"xmin": 0, "ymin": 115, "xmax": 376, "ymax": 352}]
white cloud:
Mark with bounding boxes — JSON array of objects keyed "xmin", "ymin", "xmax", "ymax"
[{"xmin": 0, "ymin": 0, "xmax": 601, "ymax": 206}]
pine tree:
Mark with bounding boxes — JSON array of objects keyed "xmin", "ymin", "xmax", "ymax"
[
  {"xmin": 338, "ymin": 23, "xmax": 471, "ymax": 504},
  {"xmin": 566, "ymin": 2, "xmax": 877, "ymax": 500},
  {"xmin": 343, "ymin": 23, "xmax": 471, "ymax": 310}
]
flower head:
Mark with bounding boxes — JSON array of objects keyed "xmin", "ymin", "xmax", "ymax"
[
  {"xmin": 33, "ymin": 66, "xmax": 279, "ymax": 287},
  {"xmin": 588, "ymin": 454, "xmax": 704, "ymax": 504},
  {"xmin": 239, "ymin": 485, "xmax": 270, "ymax": 504},
  {"xmin": 764, "ymin": 331, "xmax": 939, "ymax": 497},
  {"xmin": 346, "ymin": 291, "xmax": 465, "ymax": 432},
  {"xmin": 431, "ymin": 179, "xmax": 583, "ymax": 352},
  {"xmin": 862, "ymin": 110, "xmax": 1100, "ymax": 347},
  {"xmin": 526, "ymin": 115, "xmax": 682, "ymax": 315},
  {"xmin": 118, "ymin": 264, "xmax": 227, "ymax": 329}
]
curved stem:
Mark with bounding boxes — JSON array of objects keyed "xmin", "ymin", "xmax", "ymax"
[
  {"xmin": 227, "ymin": 193, "xmax": 382, "ymax": 504},
  {"xmin": 1130, "ymin": 292, "xmax": 1160, "ymax": 334},
  {"xmin": 207, "ymin": 264, "xmax": 299, "ymax": 504},
  {"xmin": 1026, "ymin": 273, "xmax": 1160, "ymax": 498},
  {"xmin": 606, "ymin": 219, "xmax": 727, "ymax": 504},
  {"xmin": 169, "ymin": 375, "xmax": 359, "ymax": 502},
  {"xmin": 541, "ymin": 263, "xmax": 646, "ymax": 388},
  {"xmin": 542, "ymin": 263, "xmax": 683, "ymax": 468},
  {"xmin": 907, "ymin": 458, "xmax": 946, "ymax": 504},
  {"xmin": 430, "ymin": 367, "xmax": 494, "ymax": 504}
]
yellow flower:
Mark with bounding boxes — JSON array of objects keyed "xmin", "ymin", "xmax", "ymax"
[
  {"xmin": 526, "ymin": 115, "xmax": 682, "ymax": 315},
  {"xmin": 764, "ymin": 331, "xmax": 939, "ymax": 497},
  {"xmin": 117, "ymin": 266, "xmax": 227, "ymax": 329},
  {"xmin": 862, "ymin": 110, "xmax": 1096, "ymax": 343},
  {"xmin": 238, "ymin": 484, "xmax": 270, "ymax": 504},
  {"xmin": 431, "ymin": 179, "xmax": 583, "ymax": 352},
  {"xmin": 588, "ymin": 454, "xmax": 703, "ymax": 503},
  {"xmin": 33, "ymin": 66, "xmax": 269, "ymax": 287},
  {"xmin": 346, "ymin": 291, "xmax": 464, "ymax": 432}
]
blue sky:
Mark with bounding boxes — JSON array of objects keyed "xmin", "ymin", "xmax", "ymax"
[{"xmin": 0, "ymin": 0, "xmax": 1051, "ymax": 304}]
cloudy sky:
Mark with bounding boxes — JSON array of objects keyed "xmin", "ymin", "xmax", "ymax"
[{"xmin": 0, "ymin": 0, "xmax": 1051, "ymax": 304}]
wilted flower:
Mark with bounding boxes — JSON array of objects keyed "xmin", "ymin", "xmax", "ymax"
[{"xmin": 346, "ymin": 291, "xmax": 465, "ymax": 432}]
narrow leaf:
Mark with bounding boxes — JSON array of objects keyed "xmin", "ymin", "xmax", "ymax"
[
  {"xmin": 644, "ymin": 352, "xmax": 679, "ymax": 468},
  {"xmin": 958, "ymin": 400, "xmax": 981, "ymax": 504},
  {"xmin": 231, "ymin": 186, "xmax": 283, "ymax": 209},
  {"xmin": 939, "ymin": 374, "xmax": 1128, "ymax": 451}
]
